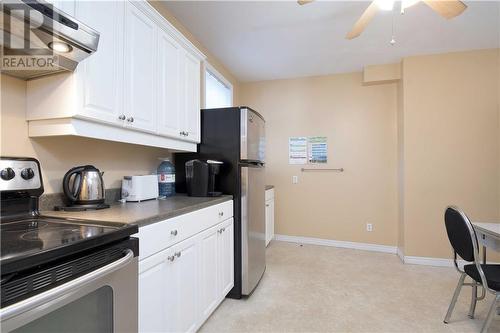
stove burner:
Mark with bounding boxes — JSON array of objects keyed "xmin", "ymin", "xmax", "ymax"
[
  {"xmin": 0, "ymin": 218, "xmax": 119, "ymax": 264},
  {"xmin": 2, "ymin": 221, "xmax": 48, "ymax": 232},
  {"xmin": 21, "ymin": 228, "xmax": 81, "ymax": 241}
]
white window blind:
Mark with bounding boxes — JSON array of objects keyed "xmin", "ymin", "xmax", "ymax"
[{"xmin": 205, "ymin": 66, "xmax": 232, "ymax": 109}]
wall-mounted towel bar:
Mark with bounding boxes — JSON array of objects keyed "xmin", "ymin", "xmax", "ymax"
[{"xmin": 300, "ymin": 168, "xmax": 344, "ymax": 172}]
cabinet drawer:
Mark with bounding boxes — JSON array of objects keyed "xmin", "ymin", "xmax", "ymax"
[
  {"xmin": 138, "ymin": 200, "xmax": 233, "ymax": 260},
  {"xmin": 265, "ymin": 188, "xmax": 274, "ymax": 201}
]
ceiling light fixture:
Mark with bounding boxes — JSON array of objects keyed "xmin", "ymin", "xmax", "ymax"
[
  {"xmin": 375, "ymin": 0, "xmax": 395, "ymax": 11},
  {"xmin": 48, "ymin": 41, "xmax": 72, "ymax": 53}
]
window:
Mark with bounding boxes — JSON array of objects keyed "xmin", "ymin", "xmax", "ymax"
[{"xmin": 204, "ymin": 63, "xmax": 233, "ymax": 109}]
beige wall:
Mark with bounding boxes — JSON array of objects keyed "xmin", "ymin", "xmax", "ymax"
[
  {"xmin": 240, "ymin": 49, "xmax": 500, "ymax": 259},
  {"xmin": 240, "ymin": 73, "xmax": 399, "ymax": 246},
  {"xmin": 401, "ymin": 49, "xmax": 500, "ymax": 258},
  {"xmin": 0, "ymin": 2, "xmax": 241, "ymax": 194},
  {"xmin": 1, "ymin": 74, "xmax": 169, "ymax": 193}
]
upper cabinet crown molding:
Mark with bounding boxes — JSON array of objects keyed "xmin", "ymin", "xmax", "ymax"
[{"xmin": 26, "ymin": 0, "xmax": 206, "ymax": 152}]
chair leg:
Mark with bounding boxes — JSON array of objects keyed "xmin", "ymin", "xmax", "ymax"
[
  {"xmin": 444, "ymin": 273, "xmax": 466, "ymax": 324},
  {"xmin": 468, "ymin": 284, "xmax": 478, "ymax": 318},
  {"xmin": 480, "ymin": 294, "xmax": 499, "ymax": 333}
]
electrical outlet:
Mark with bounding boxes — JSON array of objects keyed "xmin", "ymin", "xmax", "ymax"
[
  {"xmin": 292, "ymin": 175, "xmax": 298, "ymax": 184},
  {"xmin": 366, "ymin": 223, "xmax": 373, "ymax": 232}
]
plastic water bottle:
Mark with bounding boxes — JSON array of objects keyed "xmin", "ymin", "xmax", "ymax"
[{"xmin": 157, "ymin": 158, "xmax": 175, "ymax": 198}]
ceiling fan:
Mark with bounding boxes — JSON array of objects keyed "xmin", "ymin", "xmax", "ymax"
[{"xmin": 297, "ymin": 0, "xmax": 467, "ymax": 40}]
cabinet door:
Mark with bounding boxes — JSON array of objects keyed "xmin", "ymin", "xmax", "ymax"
[
  {"xmin": 268, "ymin": 200, "xmax": 275, "ymax": 245},
  {"xmin": 171, "ymin": 237, "xmax": 199, "ymax": 333},
  {"xmin": 265, "ymin": 200, "xmax": 270, "ymax": 246},
  {"xmin": 199, "ymin": 225, "xmax": 219, "ymax": 323},
  {"xmin": 124, "ymin": 2, "xmax": 157, "ymax": 134},
  {"xmin": 182, "ymin": 51, "xmax": 201, "ymax": 143},
  {"xmin": 218, "ymin": 218, "xmax": 234, "ymax": 298},
  {"xmin": 138, "ymin": 247, "xmax": 175, "ymax": 333},
  {"xmin": 157, "ymin": 28, "xmax": 182, "ymax": 139},
  {"xmin": 74, "ymin": 1, "xmax": 124, "ymax": 125}
]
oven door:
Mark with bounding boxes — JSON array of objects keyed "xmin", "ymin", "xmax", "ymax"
[{"xmin": 0, "ymin": 250, "xmax": 138, "ymax": 333}]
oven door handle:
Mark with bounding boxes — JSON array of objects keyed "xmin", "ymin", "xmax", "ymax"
[{"xmin": 0, "ymin": 249, "xmax": 134, "ymax": 321}]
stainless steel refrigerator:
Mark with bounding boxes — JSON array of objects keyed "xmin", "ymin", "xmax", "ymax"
[{"xmin": 175, "ymin": 106, "xmax": 266, "ymax": 298}]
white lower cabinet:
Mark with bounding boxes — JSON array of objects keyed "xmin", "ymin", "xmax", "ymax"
[
  {"xmin": 138, "ymin": 201, "xmax": 234, "ymax": 333},
  {"xmin": 218, "ymin": 219, "xmax": 234, "ymax": 297},
  {"xmin": 265, "ymin": 188, "xmax": 275, "ymax": 246},
  {"xmin": 199, "ymin": 225, "xmax": 220, "ymax": 322},
  {"xmin": 168, "ymin": 236, "xmax": 199, "ymax": 333},
  {"xmin": 138, "ymin": 247, "xmax": 174, "ymax": 332}
]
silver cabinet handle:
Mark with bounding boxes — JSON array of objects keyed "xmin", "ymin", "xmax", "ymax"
[
  {"xmin": 266, "ymin": 204, "xmax": 270, "ymax": 207},
  {"xmin": 219, "ymin": 211, "xmax": 224, "ymax": 217},
  {"xmin": 175, "ymin": 251, "xmax": 181, "ymax": 258},
  {"xmin": 127, "ymin": 116, "xmax": 134, "ymax": 123},
  {"xmin": 167, "ymin": 255, "xmax": 175, "ymax": 262},
  {"xmin": 218, "ymin": 229, "xmax": 223, "ymax": 234},
  {"xmin": 171, "ymin": 230, "xmax": 178, "ymax": 236},
  {"xmin": 118, "ymin": 114, "xmax": 126, "ymax": 120},
  {"xmin": 179, "ymin": 131, "xmax": 184, "ymax": 136},
  {"xmin": 0, "ymin": 249, "xmax": 134, "ymax": 321},
  {"xmin": 222, "ymin": 227, "xmax": 226, "ymax": 232},
  {"xmin": 185, "ymin": 131, "xmax": 189, "ymax": 136}
]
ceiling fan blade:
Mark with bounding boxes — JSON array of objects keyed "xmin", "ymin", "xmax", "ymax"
[
  {"xmin": 297, "ymin": 0, "xmax": 314, "ymax": 5},
  {"xmin": 346, "ymin": 1, "xmax": 379, "ymax": 40},
  {"xmin": 423, "ymin": 0, "xmax": 467, "ymax": 19}
]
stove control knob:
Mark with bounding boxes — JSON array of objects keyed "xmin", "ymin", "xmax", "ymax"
[
  {"xmin": 1, "ymin": 167, "xmax": 15, "ymax": 181},
  {"xmin": 21, "ymin": 168, "xmax": 35, "ymax": 180}
]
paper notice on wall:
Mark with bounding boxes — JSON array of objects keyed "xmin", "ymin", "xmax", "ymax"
[
  {"xmin": 308, "ymin": 136, "xmax": 328, "ymax": 164},
  {"xmin": 289, "ymin": 137, "xmax": 308, "ymax": 164}
]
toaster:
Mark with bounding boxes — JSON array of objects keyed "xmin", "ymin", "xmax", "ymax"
[{"xmin": 121, "ymin": 175, "xmax": 159, "ymax": 202}]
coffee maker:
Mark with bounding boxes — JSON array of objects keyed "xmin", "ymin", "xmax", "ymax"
[{"xmin": 185, "ymin": 159, "xmax": 223, "ymax": 197}]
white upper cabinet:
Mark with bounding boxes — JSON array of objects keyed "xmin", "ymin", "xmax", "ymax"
[
  {"xmin": 157, "ymin": 28, "xmax": 182, "ymax": 138},
  {"xmin": 26, "ymin": 0, "xmax": 205, "ymax": 151},
  {"xmin": 74, "ymin": 1, "xmax": 124, "ymax": 126},
  {"xmin": 124, "ymin": 2, "xmax": 157, "ymax": 134},
  {"xmin": 182, "ymin": 51, "xmax": 201, "ymax": 143}
]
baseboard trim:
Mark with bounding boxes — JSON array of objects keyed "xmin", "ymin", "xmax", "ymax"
[
  {"xmin": 274, "ymin": 234, "xmax": 397, "ymax": 254},
  {"xmin": 403, "ymin": 256, "xmax": 456, "ymax": 267},
  {"xmin": 273, "ymin": 234, "xmax": 495, "ymax": 268},
  {"xmin": 397, "ymin": 247, "xmax": 404, "ymax": 262}
]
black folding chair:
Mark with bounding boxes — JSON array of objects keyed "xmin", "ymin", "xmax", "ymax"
[{"xmin": 443, "ymin": 206, "xmax": 500, "ymax": 332}]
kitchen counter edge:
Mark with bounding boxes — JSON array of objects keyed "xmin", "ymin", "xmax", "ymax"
[{"xmin": 41, "ymin": 194, "xmax": 233, "ymax": 228}]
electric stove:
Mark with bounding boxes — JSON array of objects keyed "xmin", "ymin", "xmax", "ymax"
[{"xmin": 0, "ymin": 157, "xmax": 138, "ymax": 310}]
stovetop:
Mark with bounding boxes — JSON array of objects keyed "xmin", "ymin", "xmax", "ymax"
[
  {"xmin": 0, "ymin": 216, "xmax": 137, "ymax": 276},
  {"xmin": 1, "ymin": 217, "xmax": 118, "ymax": 261},
  {"xmin": 0, "ymin": 157, "xmax": 138, "ymax": 276}
]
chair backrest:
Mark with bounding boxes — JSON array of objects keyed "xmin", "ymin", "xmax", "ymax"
[{"xmin": 444, "ymin": 206, "xmax": 478, "ymax": 262}]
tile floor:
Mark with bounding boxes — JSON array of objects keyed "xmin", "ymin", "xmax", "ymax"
[{"xmin": 200, "ymin": 241, "xmax": 500, "ymax": 332}]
